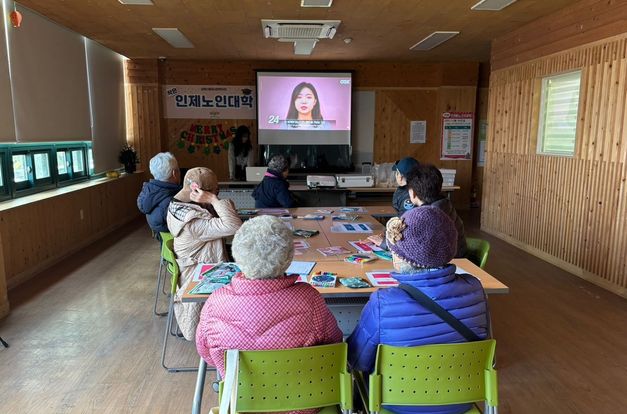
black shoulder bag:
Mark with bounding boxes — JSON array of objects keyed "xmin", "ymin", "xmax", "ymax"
[{"xmin": 399, "ymin": 284, "xmax": 481, "ymax": 342}]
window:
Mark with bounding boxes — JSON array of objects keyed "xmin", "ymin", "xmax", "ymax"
[
  {"xmin": 56, "ymin": 144, "xmax": 88, "ymax": 183},
  {"xmin": 57, "ymin": 151, "xmax": 68, "ymax": 175},
  {"xmin": 12, "ymin": 154, "xmax": 29, "ymax": 184},
  {"xmin": 538, "ymin": 70, "xmax": 581, "ymax": 156},
  {"xmin": 9, "ymin": 147, "xmax": 55, "ymax": 193},
  {"xmin": 34, "ymin": 152, "xmax": 51, "ymax": 180},
  {"xmin": 87, "ymin": 147, "xmax": 94, "ymax": 174},
  {"xmin": 72, "ymin": 150, "xmax": 85, "ymax": 174},
  {"xmin": 0, "ymin": 142, "xmax": 94, "ymax": 201}
]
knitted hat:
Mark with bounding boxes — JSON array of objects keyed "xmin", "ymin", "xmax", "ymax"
[
  {"xmin": 232, "ymin": 215, "xmax": 294, "ymax": 280},
  {"xmin": 174, "ymin": 167, "xmax": 218, "ymax": 203},
  {"xmin": 386, "ymin": 205, "xmax": 457, "ymax": 268},
  {"xmin": 392, "ymin": 157, "xmax": 419, "ymax": 177}
]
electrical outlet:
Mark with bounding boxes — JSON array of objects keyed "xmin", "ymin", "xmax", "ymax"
[{"xmin": 80, "ymin": 209, "xmax": 84, "ymax": 220}]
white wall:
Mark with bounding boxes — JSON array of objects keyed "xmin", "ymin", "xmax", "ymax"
[{"xmin": 351, "ymin": 90, "xmax": 375, "ymax": 169}]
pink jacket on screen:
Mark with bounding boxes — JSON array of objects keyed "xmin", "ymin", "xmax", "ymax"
[{"xmin": 196, "ymin": 274, "xmax": 343, "ymax": 378}]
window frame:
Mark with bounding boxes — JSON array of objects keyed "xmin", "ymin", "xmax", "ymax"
[
  {"xmin": 0, "ymin": 148, "xmax": 10, "ymax": 201},
  {"xmin": 537, "ymin": 70, "xmax": 582, "ymax": 157},
  {"xmin": 55, "ymin": 143, "xmax": 90, "ymax": 186},
  {"xmin": 0, "ymin": 141, "xmax": 98, "ymax": 201},
  {"xmin": 9, "ymin": 145, "xmax": 57, "ymax": 196}
]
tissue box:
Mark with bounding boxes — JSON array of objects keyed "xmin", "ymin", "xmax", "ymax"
[{"xmin": 439, "ymin": 169, "xmax": 456, "ymax": 187}]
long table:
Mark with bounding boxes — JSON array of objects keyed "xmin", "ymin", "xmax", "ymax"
[
  {"xmin": 183, "ymin": 208, "xmax": 509, "ymax": 303},
  {"xmin": 186, "ymin": 208, "xmax": 508, "ymax": 414}
]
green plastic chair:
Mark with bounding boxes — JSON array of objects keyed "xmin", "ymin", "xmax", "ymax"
[
  {"xmin": 153, "ymin": 232, "xmax": 173, "ymax": 316},
  {"xmin": 466, "ymin": 238, "xmax": 491, "ymax": 269},
  {"xmin": 214, "ymin": 343, "xmax": 353, "ymax": 413},
  {"xmin": 359, "ymin": 340, "xmax": 498, "ymax": 414},
  {"xmin": 160, "ymin": 238, "xmax": 196, "ymax": 372}
]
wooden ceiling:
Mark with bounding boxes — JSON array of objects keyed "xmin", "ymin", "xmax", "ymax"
[{"xmin": 18, "ymin": 0, "xmax": 577, "ymax": 62}]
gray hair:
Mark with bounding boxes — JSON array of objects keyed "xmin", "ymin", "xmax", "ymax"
[
  {"xmin": 149, "ymin": 152, "xmax": 178, "ymax": 181},
  {"xmin": 232, "ymin": 215, "xmax": 294, "ymax": 280},
  {"xmin": 268, "ymin": 154, "xmax": 289, "ymax": 172}
]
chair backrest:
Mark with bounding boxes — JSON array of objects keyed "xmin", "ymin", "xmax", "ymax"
[
  {"xmin": 161, "ymin": 238, "xmax": 179, "ymax": 295},
  {"xmin": 160, "ymin": 231, "xmax": 173, "ymax": 245},
  {"xmin": 219, "ymin": 343, "xmax": 352, "ymax": 412},
  {"xmin": 369, "ymin": 340, "xmax": 497, "ymax": 412},
  {"xmin": 465, "ymin": 238, "xmax": 490, "ymax": 269}
]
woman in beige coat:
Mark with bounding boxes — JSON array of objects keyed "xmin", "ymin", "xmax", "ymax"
[{"xmin": 166, "ymin": 167, "xmax": 242, "ymax": 340}]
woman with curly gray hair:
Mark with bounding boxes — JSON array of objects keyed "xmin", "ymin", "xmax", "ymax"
[
  {"xmin": 196, "ymin": 215, "xmax": 343, "ymax": 389},
  {"xmin": 252, "ymin": 154, "xmax": 295, "ymax": 208}
]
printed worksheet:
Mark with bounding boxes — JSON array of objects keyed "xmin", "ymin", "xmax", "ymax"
[
  {"xmin": 330, "ymin": 223, "xmax": 373, "ymax": 233},
  {"xmin": 365, "ymin": 271, "xmax": 398, "ymax": 287},
  {"xmin": 349, "ymin": 240, "xmax": 384, "ymax": 253}
]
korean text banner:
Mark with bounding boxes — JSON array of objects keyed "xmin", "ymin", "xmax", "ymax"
[{"xmin": 163, "ymin": 85, "xmax": 256, "ymax": 119}]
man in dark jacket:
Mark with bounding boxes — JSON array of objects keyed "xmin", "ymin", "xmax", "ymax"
[
  {"xmin": 137, "ymin": 152, "xmax": 181, "ymax": 238},
  {"xmin": 407, "ymin": 164, "xmax": 467, "ymax": 257},
  {"xmin": 252, "ymin": 154, "xmax": 294, "ymax": 208}
]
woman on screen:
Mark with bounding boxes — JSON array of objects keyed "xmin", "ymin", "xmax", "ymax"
[{"xmin": 286, "ymin": 82, "xmax": 323, "ymax": 121}]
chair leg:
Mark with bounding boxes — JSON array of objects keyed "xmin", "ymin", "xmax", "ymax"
[
  {"xmin": 0, "ymin": 336, "xmax": 8, "ymax": 348},
  {"xmin": 153, "ymin": 259, "xmax": 168, "ymax": 316},
  {"xmin": 192, "ymin": 358, "xmax": 208, "ymax": 414},
  {"xmin": 160, "ymin": 296, "xmax": 202, "ymax": 373}
]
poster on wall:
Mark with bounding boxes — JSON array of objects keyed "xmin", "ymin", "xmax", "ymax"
[
  {"xmin": 441, "ymin": 112, "xmax": 473, "ymax": 160},
  {"xmin": 164, "ymin": 85, "xmax": 256, "ymax": 119},
  {"xmin": 410, "ymin": 120, "xmax": 427, "ymax": 144},
  {"xmin": 477, "ymin": 120, "xmax": 487, "ymax": 167}
]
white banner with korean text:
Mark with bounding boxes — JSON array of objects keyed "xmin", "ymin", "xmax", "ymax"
[{"xmin": 163, "ymin": 85, "xmax": 256, "ymax": 119}]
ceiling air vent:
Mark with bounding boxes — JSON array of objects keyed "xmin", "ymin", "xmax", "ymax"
[
  {"xmin": 410, "ymin": 31, "xmax": 459, "ymax": 51},
  {"xmin": 471, "ymin": 0, "xmax": 517, "ymax": 11},
  {"xmin": 261, "ymin": 20, "xmax": 341, "ymax": 55},
  {"xmin": 262, "ymin": 20, "xmax": 340, "ymax": 40}
]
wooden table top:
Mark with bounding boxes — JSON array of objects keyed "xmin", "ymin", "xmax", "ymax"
[{"xmin": 182, "ymin": 210, "xmax": 509, "ymax": 302}]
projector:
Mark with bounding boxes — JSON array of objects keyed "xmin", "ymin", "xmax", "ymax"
[
  {"xmin": 335, "ymin": 174, "xmax": 374, "ymax": 188},
  {"xmin": 306, "ymin": 175, "xmax": 337, "ymax": 189}
]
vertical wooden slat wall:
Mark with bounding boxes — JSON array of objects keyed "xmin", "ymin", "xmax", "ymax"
[
  {"xmin": 124, "ymin": 60, "xmax": 162, "ymax": 172},
  {"xmin": 482, "ymin": 34, "xmax": 627, "ymax": 297}
]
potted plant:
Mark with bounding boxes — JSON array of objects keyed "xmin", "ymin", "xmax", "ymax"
[{"xmin": 119, "ymin": 145, "xmax": 138, "ymax": 173}]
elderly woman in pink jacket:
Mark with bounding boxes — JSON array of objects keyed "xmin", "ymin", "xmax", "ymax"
[
  {"xmin": 196, "ymin": 215, "xmax": 343, "ymax": 391},
  {"xmin": 167, "ymin": 167, "xmax": 242, "ymax": 341}
]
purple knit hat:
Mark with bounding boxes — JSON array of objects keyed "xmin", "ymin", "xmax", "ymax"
[{"xmin": 386, "ymin": 205, "xmax": 457, "ymax": 268}]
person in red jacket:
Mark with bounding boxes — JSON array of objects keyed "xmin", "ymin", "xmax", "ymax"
[{"xmin": 196, "ymin": 215, "xmax": 343, "ymax": 388}]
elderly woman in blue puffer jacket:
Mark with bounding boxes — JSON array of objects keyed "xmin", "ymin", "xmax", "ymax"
[{"xmin": 347, "ymin": 205, "xmax": 489, "ymax": 414}]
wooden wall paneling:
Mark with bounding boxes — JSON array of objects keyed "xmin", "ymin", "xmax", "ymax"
[
  {"xmin": 125, "ymin": 59, "xmax": 480, "ymax": 205},
  {"xmin": 159, "ymin": 60, "xmax": 479, "ymax": 88},
  {"xmin": 371, "ymin": 87, "xmax": 476, "ymax": 209},
  {"xmin": 166, "ymin": 118, "xmax": 257, "ymax": 180},
  {"xmin": 483, "ymin": 32, "xmax": 627, "ymax": 297},
  {"xmin": 0, "ymin": 230, "xmax": 9, "ymax": 318},
  {"xmin": 0, "ymin": 175, "xmax": 145, "ymax": 288},
  {"xmin": 472, "ymin": 87, "xmax": 489, "ymax": 206},
  {"xmin": 491, "ymin": 0, "xmax": 627, "ymax": 70}
]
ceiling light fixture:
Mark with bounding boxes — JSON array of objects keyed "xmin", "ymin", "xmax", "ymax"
[
  {"xmin": 300, "ymin": 0, "xmax": 333, "ymax": 7},
  {"xmin": 410, "ymin": 31, "xmax": 459, "ymax": 51},
  {"xmin": 118, "ymin": 0, "xmax": 154, "ymax": 5},
  {"xmin": 471, "ymin": 0, "xmax": 517, "ymax": 11},
  {"xmin": 152, "ymin": 28, "xmax": 194, "ymax": 48}
]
